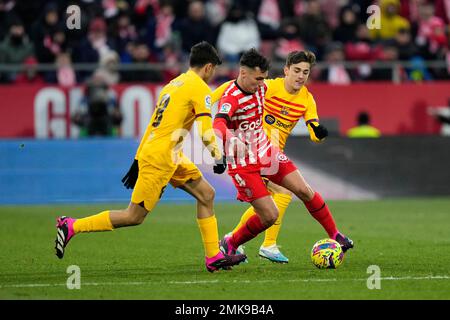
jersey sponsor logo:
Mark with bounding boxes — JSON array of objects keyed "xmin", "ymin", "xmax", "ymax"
[
  {"xmin": 239, "ymin": 118, "xmax": 262, "ymax": 130},
  {"xmin": 205, "ymin": 95, "xmax": 211, "ymax": 110},
  {"xmin": 276, "ymin": 120, "xmax": 294, "ymax": 129},
  {"xmin": 219, "ymin": 103, "xmax": 232, "ymax": 113},
  {"xmin": 265, "ymin": 114, "xmax": 276, "ymax": 124}
]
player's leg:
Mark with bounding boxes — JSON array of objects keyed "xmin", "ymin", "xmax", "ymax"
[
  {"xmin": 55, "ymin": 161, "xmax": 168, "ymax": 259},
  {"xmin": 171, "ymin": 157, "xmax": 247, "ymax": 272},
  {"xmin": 221, "ymin": 169, "xmax": 279, "ymax": 255},
  {"xmin": 55, "ymin": 201, "xmax": 150, "ymax": 259},
  {"xmin": 229, "ymin": 180, "xmax": 291, "ymax": 263},
  {"xmin": 222, "ymin": 195, "xmax": 279, "ymax": 255},
  {"xmin": 258, "ymin": 181, "xmax": 292, "ymax": 263},
  {"xmin": 277, "ymin": 169, "xmax": 354, "ymax": 252}
]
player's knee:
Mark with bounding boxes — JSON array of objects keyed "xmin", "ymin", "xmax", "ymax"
[
  {"xmin": 294, "ymin": 186, "xmax": 314, "ymax": 202},
  {"xmin": 126, "ymin": 211, "xmax": 146, "ymax": 226},
  {"xmin": 198, "ymin": 187, "xmax": 215, "ymax": 206},
  {"xmin": 260, "ymin": 208, "xmax": 278, "ymax": 227}
]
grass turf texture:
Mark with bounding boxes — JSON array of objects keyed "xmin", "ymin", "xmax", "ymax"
[{"xmin": 1, "ymin": 198, "xmax": 449, "ymax": 299}]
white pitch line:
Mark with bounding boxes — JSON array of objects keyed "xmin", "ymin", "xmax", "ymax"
[{"xmin": 0, "ymin": 275, "xmax": 449, "ymax": 289}]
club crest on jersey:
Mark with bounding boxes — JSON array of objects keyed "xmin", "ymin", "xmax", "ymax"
[
  {"xmin": 205, "ymin": 95, "xmax": 212, "ymax": 110},
  {"xmin": 219, "ymin": 103, "xmax": 232, "ymax": 113},
  {"xmin": 280, "ymin": 106, "xmax": 289, "ymax": 115},
  {"xmin": 277, "ymin": 152, "xmax": 288, "ymax": 162},
  {"xmin": 265, "ymin": 114, "xmax": 276, "ymax": 125}
]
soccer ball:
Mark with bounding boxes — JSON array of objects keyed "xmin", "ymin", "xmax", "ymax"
[{"xmin": 311, "ymin": 238, "xmax": 344, "ymax": 269}]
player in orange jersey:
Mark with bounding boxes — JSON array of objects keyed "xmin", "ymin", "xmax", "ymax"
[{"xmin": 54, "ymin": 42, "xmax": 246, "ymax": 272}]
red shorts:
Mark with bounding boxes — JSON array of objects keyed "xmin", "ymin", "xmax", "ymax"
[{"xmin": 228, "ymin": 151, "xmax": 297, "ymax": 203}]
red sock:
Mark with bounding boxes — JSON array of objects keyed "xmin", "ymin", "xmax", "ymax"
[
  {"xmin": 231, "ymin": 214, "xmax": 268, "ymax": 248},
  {"xmin": 304, "ymin": 192, "xmax": 338, "ymax": 238}
]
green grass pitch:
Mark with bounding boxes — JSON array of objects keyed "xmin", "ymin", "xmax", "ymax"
[{"xmin": 1, "ymin": 198, "xmax": 449, "ymax": 300}]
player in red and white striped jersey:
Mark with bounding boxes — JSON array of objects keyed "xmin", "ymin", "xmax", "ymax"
[{"xmin": 213, "ymin": 49, "xmax": 353, "ymax": 258}]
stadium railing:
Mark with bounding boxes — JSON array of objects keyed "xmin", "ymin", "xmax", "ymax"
[{"xmin": 0, "ymin": 60, "xmax": 448, "ymax": 83}]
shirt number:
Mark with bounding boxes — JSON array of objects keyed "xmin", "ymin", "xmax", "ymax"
[{"xmin": 152, "ymin": 94, "xmax": 170, "ymax": 128}]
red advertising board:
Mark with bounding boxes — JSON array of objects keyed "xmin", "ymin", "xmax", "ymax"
[{"xmin": 0, "ymin": 82, "xmax": 448, "ymax": 138}]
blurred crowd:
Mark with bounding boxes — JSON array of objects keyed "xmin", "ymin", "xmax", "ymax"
[{"xmin": 0, "ymin": 0, "xmax": 449, "ymax": 86}]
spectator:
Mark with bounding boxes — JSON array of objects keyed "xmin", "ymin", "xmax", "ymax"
[
  {"xmin": 35, "ymin": 27, "xmax": 68, "ymax": 82},
  {"xmin": 112, "ymin": 11, "xmax": 138, "ymax": 62},
  {"xmin": 14, "ymin": 56, "xmax": 45, "ymax": 84},
  {"xmin": 415, "ymin": 2, "xmax": 448, "ymax": 59},
  {"xmin": 347, "ymin": 111, "xmax": 381, "ymax": 138},
  {"xmin": 0, "ymin": 18, "xmax": 34, "ymax": 83},
  {"xmin": 96, "ymin": 50, "xmax": 120, "ymax": 85},
  {"xmin": 72, "ymin": 17, "xmax": 116, "ymax": 82},
  {"xmin": 345, "ymin": 23, "xmax": 376, "ymax": 61},
  {"xmin": 319, "ymin": 42, "xmax": 353, "ymax": 84},
  {"xmin": 369, "ymin": 0, "xmax": 410, "ymax": 41},
  {"xmin": 72, "ymin": 72, "xmax": 122, "ymax": 137},
  {"xmin": 205, "ymin": 0, "xmax": 231, "ymax": 27},
  {"xmin": 256, "ymin": 0, "xmax": 282, "ymax": 40},
  {"xmin": 154, "ymin": 3, "xmax": 175, "ymax": 50},
  {"xmin": 176, "ymin": 1, "xmax": 214, "ymax": 56},
  {"xmin": 56, "ymin": 52, "xmax": 76, "ymax": 88},
  {"xmin": 272, "ymin": 20, "xmax": 305, "ymax": 63},
  {"xmin": 296, "ymin": 0, "xmax": 332, "ymax": 59},
  {"xmin": 30, "ymin": 2, "xmax": 61, "ymax": 46},
  {"xmin": 333, "ymin": 5, "xmax": 360, "ymax": 44},
  {"xmin": 121, "ymin": 39, "xmax": 162, "ymax": 82},
  {"xmin": 395, "ymin": 27, "xmax": 419, "ymax": 61},
  {"xmin": 216, "ymin": 3, "xmax": 261, "ymax": 63}
]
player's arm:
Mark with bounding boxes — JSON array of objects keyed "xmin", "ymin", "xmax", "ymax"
[
  {"xmin": 304, "ymin": 92, "xmax": 328, "ymax": 143},
  {"xmin": 193, "ymin": 91, "xmax": 223, "ymax": 160},
  {"xmin": 213, "ymin": 97, "xmax": 238, "ymax": 143},
  {"xmin": 213, "ymin": 97, "xmax": 247, "ymax": 160}
]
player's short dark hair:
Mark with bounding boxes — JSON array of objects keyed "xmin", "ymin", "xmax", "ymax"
[
  {"xmin": 189, "ymin": 41, "xmax": 222, "ymax": 67},
  {"xmin": 239, "ymin": 48, "xmax": 270, "ymax": 72},
  {"xmin": 286, "ymin": 50, "xmax": 316, "ymax": 67}
]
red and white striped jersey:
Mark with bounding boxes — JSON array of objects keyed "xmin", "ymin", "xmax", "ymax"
[{"xmin": 215, "ymin": 80, "xmax": 274, "ymax": 170}]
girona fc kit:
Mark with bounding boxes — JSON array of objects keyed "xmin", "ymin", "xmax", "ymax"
[{"xmin": 214, "ymin": 81, "xmax": 297, "ymax": 202}]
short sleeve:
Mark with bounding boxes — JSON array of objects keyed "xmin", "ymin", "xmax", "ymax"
[
  {"xmin": 216, "ymin": 95, "xmax": 238, "ymax": 120},
  {"xmin": 192, "ymin": 85, "xmax": 213, "ymax": 117}
]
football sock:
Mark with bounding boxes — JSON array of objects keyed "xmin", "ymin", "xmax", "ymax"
[
  {"xmin": 231, "ymin": 206, "xmax": 255, "ymax": 234},
  {"xmin": 262, "ymin": 193, "xmax": 292, "ymax": 247},
  {"xmin": 303, "ymin": 192, "xmax": 338, "ymax": 238},
  {"xmin": 73, "ymin": 210, "xmax": 114, "ymax": 233},
  {"xmin": 231, "ymin": 214, "xmax": 268, "ymax": 248},
  {"xmin": 197, "ymin": 215, "xmax": 220, "ymax": 258}
]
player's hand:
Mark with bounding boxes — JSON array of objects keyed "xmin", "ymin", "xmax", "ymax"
[
  {"xmin": 213, "ymin": 155, "xmax": 227, "ymax": 174},
  {"xmin": 309, "ymin": 122, "xmax": 329, "ymax": 140},
  {"xmin": 121, "ymin": 159, "xmax": 139, "ymax": 189}
]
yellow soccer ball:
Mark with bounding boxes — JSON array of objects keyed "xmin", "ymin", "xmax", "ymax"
[{"xmin": 311, "ymin": 238, "xmax": 344, "ymax": 269}]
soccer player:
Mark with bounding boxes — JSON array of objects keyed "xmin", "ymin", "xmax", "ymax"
[
  {"xmin": 212, "ymin": 50, "xmax": 353, "ymax": 263},
  {"xmin": 212, "ymin": 49, "xmax": 353, "ymax": 261},
  {"xmin": 54, "ymin": 42, "xmax": 246, "ymax": 272}
]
